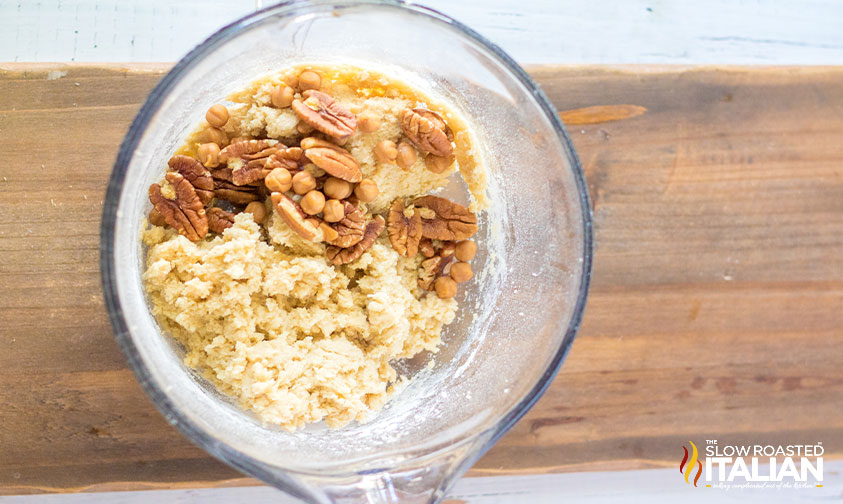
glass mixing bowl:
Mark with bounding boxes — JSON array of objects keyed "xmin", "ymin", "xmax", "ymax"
[{"xmin": 100, "ymin": 1, "xmax": 592, "ymax": 502}]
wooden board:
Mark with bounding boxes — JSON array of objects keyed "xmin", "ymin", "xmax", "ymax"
[{"xmin": 0, "ymin": 65, "xmax": 841, "ymax": 495}]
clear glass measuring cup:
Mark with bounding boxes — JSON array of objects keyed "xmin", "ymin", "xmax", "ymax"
[{"xmin": 100, "ymin": 1, "xmax": 593, "ymax": 502}]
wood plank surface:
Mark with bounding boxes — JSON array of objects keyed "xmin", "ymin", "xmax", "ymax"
[{"xmin": 0, "ymin": 65, "xmax": 841, "ymax": 495}]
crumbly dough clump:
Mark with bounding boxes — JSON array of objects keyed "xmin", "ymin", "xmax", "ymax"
[{"xmin": 144, "ymin": 213, "xmax": 457, "ymax": 429}]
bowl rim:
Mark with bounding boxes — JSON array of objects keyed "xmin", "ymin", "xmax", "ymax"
[{"xmin": 100, "ymin": 0, "xmax": 593, "ymax": 494}]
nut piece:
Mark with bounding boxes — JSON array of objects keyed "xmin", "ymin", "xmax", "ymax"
[
  {"xmin": 322, "ymin": 199, "xmax": 345, "ymax": 223},
  {"xmin": 396, "ymin": 141, "xmax": 417, "ymax": 170},
  {"xmin": 292, "ymin": 90, "xmax": 357, "ymax": 140},
  {"xmin": 302, "ymin": 142, "xmax": 362, "ymax": 183},
  {"xmin": 418, "ymin": 254, "xmax": 456, "ymax": 291},
  {"xmin": 213, "ymin": 178, "xmax": 260, "ymax": 205},
  {"xmin": 413, "ymin": 195, "xmax": 478, "ymax": 241},
  {"xmin": 219, "ymin": 139, "xmax": 279, "ymax": 161},
  {"xmin": 450, "ymin": 261, "xmax": 473, "ymax": 283},
  {"xmin": 207, "ymin": 207, "xmax": 236, "ymax": 234},
  {"xmin": 205, "ymin": 104, "xmax": 229, "ymax": 128},
  {"xmin": 270, "ymin": 192, "xmax": 322, "ymax": 241},
  {"xmin": 419, "ymin": 238, "xmax": 435, "ymax": 258},
  {"xmin": 292, "ymin": 171, "xmax": 317, "ymax": 195},
  {"xmin": 400, "ymin": 108, "xmax": 453, "ymax": 157},
  {"xmin": 265, "ymin": 168, "xmax": 293, "ymax": 193},
  {"xmin": 149, "ymin": 208, "xmax": 166, "ymax": 227},
  {"xmin": 265, "ymin": 147, "xmax": 303, "ymax": 172},
  {"xmin": 373, "ymin": 140, "xmax": 398, "ymax": 164},
  {"xmin": 387, "ymin": 199, "xmax": 422, "ymax": 257},
  {"xmin": 326, "ymin": 215, "xmax": 385, "ymax": 265},
  {"xmin": 323, "ymin": 177, "xmax": 353, "ymax": 200},
  {"xmin": 424, "ymin": 153, "xmax": 455, "ymax": 174},
  {"xmin": 298, "ymin": 70, "xmax": 322, "ymax": 91},
  {"xmin": 271, "ymin": 84, "xmax": 295, "ymax": 108},
  {"xmin": 297, "ymin": 121, "xmax": 315, "ymax": 135},
  {"xmin": 434, "ymin": 276, "xmax": 458, "ymax": 299},
  {"xmin": 357, "ymin": 113, "xmax": 381, "ymax": 133},
  {"xmin": 149, "ymin": 172, "xmax": 208, "ymax": 242},
  {"xmin": 325, "ymin": 201, "xmax": 366, "ymax": 248},
  {"xmin": 219, "ymin": 139, "xmax": 281, "ymax": 186},
  {"xmin": 168, "ymin": 155, "xmax": 214, "ymax": 204},
  {"xmin": 354, "ymin": 178, "xmax": 379, "ymax": 203},
  {"xmin": 301, "ymin": 190, "xmax": 326, "ymax": 215},
  {"xmin": 455, "ymin": 240, "xmax": 477, "ymax": 261},
  {"xmin": 244, "ymin": 201, "xmax": 267, "ymax": 224},
  {"xmin": 439, "ymin": 241, "xmax": 456, "ymax": 257},
  {"xmin": 197, "ymin": 143, "xmax": 221, "ymax": 168},
  {"xmin": 320, "ymin": 221, "xmax": 339, "ymax": 242}
]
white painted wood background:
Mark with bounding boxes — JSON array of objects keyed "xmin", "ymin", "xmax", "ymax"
[
  {"xmin": 2, "ymin": 0, "xmax": 843, "ymax": 64},
  {"xmin": 2, "ymin": 1, "xmax": 842, "ymax": 502}
]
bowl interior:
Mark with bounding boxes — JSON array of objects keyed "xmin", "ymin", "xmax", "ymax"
[{"xmin": 104, "ymin": 0, "xmax": 589, "ymax": 476}]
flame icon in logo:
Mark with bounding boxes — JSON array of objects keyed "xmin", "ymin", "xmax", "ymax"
[{"xmin": 680, "ymin": 440, "xmax": 703, "ymax": 487}]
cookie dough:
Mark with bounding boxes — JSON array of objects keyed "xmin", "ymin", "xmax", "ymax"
[{"xmin": 143, "ymin": 65, "xmax": 485, "ymax": 430}]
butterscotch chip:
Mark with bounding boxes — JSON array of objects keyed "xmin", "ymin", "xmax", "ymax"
[
  {"xmin": 292, "ymin": 171, "xmax": 317, "ymax": 195},
  {"xmin": 199, "ymin": 126, "xmax": 228, "ymax": 146},
  {"xmin": 270, "ymin": 85, "xmax": 295, "ymax": 108},
  {"xmin": 322, "ymin": 199, "xmax": 345, "ymax": 223},
  {"xmin": 298, "ymin": 70, "xmax": 322, "ymax": 91},
  {"xmin": 301, "ymin": 190, "xmax": 326, "ymax": 215},
  {"xmin": 206, "ymin": 104, "xmax": 229, "ymax": 128},
  {"xmin": 455, "ymin": 240, "xmax": 476, "ymax": 261},
  {"xmin": 396, "ymin": 142, "xmax": 417, "ymax": 170},
  {"xmin": 244, "ymin": 201, "xmax": 267, "ymax": 224},
  {"xmin": 197, "ymin": 143, "xmax": 221, "ymax": 168},
  {"xmin": 434, "ymin": 276, "xmax": 458, "ymax": 298},
  {"xmin": 450, "ymin": 262, "xmax": 473, "ymax": 283},
  {"xmin": 265, "ymin": 168, "xmax": 293, "ymax": 193},
  {"xmin": 354, "ymin": 179, "xmax": 379, "ymax": 203}
]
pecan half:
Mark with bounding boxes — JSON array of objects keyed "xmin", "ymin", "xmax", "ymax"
[
  {"xmin": 219, "ymin": 139, "xmax": 281, "ymax": 186},
  {"xmin": 148, "ymin": 172, "xmax": 208, "ymax": 241},
  {"xmin": 387, "ymin": 199, "xmax": 422, "ymax": 257},
  {"xmin": 325, "ymin": 201, "xmax": 365, "ymax": 248},
  {"xmin": 206, "ymin": 207, "xmax": 236, "ymax": 234},
  {"xmin": 413, "ymin": 195, "xmax": 477, "ymax": 241},
  {"xmin": 302, "ymin": 139, "xmax": 362, "ymax": 183},
  {"xmin": 270, "ymin": 192, "xmax": 322, "ymax": 242},
  {"xmin": 209, "ymin": 167, "xmax": 263, "ymax": 187},
  {"xmin": 400, "ymin": 108, "xmax": 453, "ymax": 157},
  {"xmin": 168, "ymin": 155, "xmax": 214, "ymax": 204},
  {"xmin": 418, "ymin": 254, "xmax": 457, "ymax": 291},
  {"xmin": 292, "ymin": 90, "xmax": 357, "ymax": 140},
  {"xmin": 326, "ymin": 215, "xmax": 385, "ymax": 265},
  {"xmin": 265, "ymin": 147, "xmax": 303, "ymax": 172},
  {"xmin": 213, "ymin": 178, "xmax": 260, "ymax": 205},
  {"xmin": 219, "ymin": 139, "xmax": 280, "ymax": 162}
]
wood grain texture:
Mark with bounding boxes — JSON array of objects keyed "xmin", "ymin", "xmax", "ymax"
[{"xmin": 0, "ymin": 65, "xmax": 842, "ymax": 495}]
